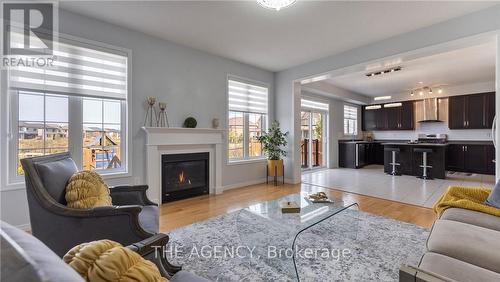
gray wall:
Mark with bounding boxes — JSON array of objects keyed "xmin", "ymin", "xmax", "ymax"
[
  {"xmin": 0, "ymin": 9, "xmax": 274, "ymax": 227},
  {"xmin": 276, "ymin": 5, "xmax": 500, "ymax": 184}
]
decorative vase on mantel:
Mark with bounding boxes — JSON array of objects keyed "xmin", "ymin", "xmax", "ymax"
[{"xmin": 143, "ymin": 96, "xmax": 157, "ymax": 127}]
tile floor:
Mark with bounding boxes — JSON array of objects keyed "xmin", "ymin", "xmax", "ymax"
[{"xmin": 301, "ymin": 165, "xmax": 495, "ymax": 208}]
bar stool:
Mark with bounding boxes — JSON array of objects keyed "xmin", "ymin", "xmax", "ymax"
[
  {"xmin": 384, "ymin": 147, "xmax": 401, "ymax": 176},
  {"xmin": 414, "ymin": 148, "xmax": 433, "ymax": 180}
]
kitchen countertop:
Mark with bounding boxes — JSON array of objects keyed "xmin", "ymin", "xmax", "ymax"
[
  {"xmin": 340, "ymin": 140, "xmax": 493, "ymax": 146},
  {"xmin": 381, "ymin": 142, "xmax": 447, "ymax": 147}
]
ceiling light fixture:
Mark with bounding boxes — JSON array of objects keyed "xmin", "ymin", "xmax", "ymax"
[
  {"xmin": 366, "ymin": 105, "xmax": 382, "ymax": 110},
  {"xmin": 365, "ymin": 66, "xmax": 402, "ymax": 77},
  {"xmin": 428, "ymin": 88, "xmax": 433, "ymax": 94},
  {"xmin": 257, "ymin": 0, "xmax": 296, "ymax": 11},
  {"xmin": 374, "ymin": 96, "xmax": 392, "ymax": 101},
  {"xmin": 438, "ymin": 88, "xmax": 443, "ymax": 94}
]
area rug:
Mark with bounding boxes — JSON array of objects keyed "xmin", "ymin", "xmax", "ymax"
[{"xmin": 167, "ymin": 208, "xmax": 429, "ymax": 281}]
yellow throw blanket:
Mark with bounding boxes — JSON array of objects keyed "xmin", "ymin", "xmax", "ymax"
[{"xmin": 433, "ymin": 186, "xmax": 500, "ymax": 217}]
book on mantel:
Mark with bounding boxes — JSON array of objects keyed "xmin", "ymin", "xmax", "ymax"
[{"xmin": 281, "ymin": 201, "xmax": 300, "ymax": 213}]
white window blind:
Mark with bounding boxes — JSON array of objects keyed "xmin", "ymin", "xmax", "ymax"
[
  {"xmin": 344, "ymin": 105, "xmax": 358, "ymax": 135},
  {"xmin": 301, "ymin": 98, "xmax": 329, "ymax": 111},
  {"xmin": 8, "ymin": 33, "xmax": 128, "ymax": 100},
  {"xmin": 228, "ymin": 79, "xmax": 268, "ymax": 114}
]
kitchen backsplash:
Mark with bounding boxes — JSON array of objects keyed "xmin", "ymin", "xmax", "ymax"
[{"xmin": 370, "ymin": 121, "xmax": 493, "ymax": 141}]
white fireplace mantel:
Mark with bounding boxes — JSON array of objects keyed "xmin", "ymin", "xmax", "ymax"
[{"xmin": 142, "ymin": 127, "xmax": 226, "ymax": 203}]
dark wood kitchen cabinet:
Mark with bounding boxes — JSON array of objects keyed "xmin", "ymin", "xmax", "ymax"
[
  {"xmin": 339, "ymin": 141, "xmax": 384, "ymax": 168},
  {"xmin": 448, "ymin": 92, "xmax": 495, "ymax": 129},
  {"xmin": 446, "ymin": 143, "xmax": 495, "ymax": 174},
  {"xmin": 362, "ymin": 101, "xmax": 414, "ymax": 131}
]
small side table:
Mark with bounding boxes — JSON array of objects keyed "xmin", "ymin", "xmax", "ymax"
[{"xmin": 267, "ymin": 161, "xmax": 284, "ymax": 186}]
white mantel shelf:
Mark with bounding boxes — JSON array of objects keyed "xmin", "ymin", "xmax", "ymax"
[
  {"xmin": 142, "ymin": 126, "xmax": 225, "ymax": 203},
  {"xmin": 142, "ymin": 127, "xmax": 226, "ymax": 134}
]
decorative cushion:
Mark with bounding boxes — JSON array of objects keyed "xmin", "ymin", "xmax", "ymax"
[
  {"xmin": 485, "ymin": 180, "xmax": 500, "ymax": 209},
  {"xmin": 65, "ymin": 171, "xmax": 112, "ymax": 209},
  {"xmin": 64, "ymin": 240, "xmax": 167, "ymax": 281}
]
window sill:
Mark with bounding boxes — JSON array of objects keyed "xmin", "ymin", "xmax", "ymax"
[
  {"xmin": 227, "ymin": 158, "xmax": 267, "ymax": 166},
  {"xmin": 99, "ymin": 170, "xmax": 131, "ymax": 180}
]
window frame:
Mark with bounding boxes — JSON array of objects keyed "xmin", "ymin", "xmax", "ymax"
[
  {"xmin": 4, "ymin": 33, "xmax": 131, "ymax": 187},
  {"xmin": 343, "ymin": 104, "xmax": 358, "ymax": 136},
  {"xmin": 226, "ymin": 75, "xmax": 269, "ymax": 164}
]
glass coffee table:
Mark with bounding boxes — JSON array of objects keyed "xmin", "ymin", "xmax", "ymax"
[{"xmin": 235, "ymin": 192, "xmax": 359, "ymax": 281}]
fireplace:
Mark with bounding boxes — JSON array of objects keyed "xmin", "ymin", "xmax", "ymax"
[{"xmin": 161, "ymin": 152, "xmax": 209, "ymax": 202}]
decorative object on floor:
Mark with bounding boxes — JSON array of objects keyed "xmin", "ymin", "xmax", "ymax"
[
  {"xmin": 433, "ymin": 186, "xmax": 500, "ymax": 217},
  {"xmin": 156, "ymin": 102, "xmax": 170, "ymax": 128},
  {"xmin": 168, "ymin": 207, "xmax": 428, "ymax": 281},
  {"xmin": 257, "ymin": 121, "xmax": 288, "ymax": 186},
  {"xmin": 212, "ymin": 118, "xmax": 219, "ymax": 129},
  {"xmin": 183, "ymin": 117, "xmax": 197, "ymax": 128},
  {"xmin": 143, "ymin": 96, "xmax": 157, "ymax": 127},
  {"xmin": 65, "ymin": 171, "xmax": 112, "ymax": 209},
  {"xmin": 307, "ymin": 192, "xmax": 333, "ymax": 203},
  {"xmin": 64, "ymin": 239, "xmax": 167, "ymax": 281},
  {"xmin": 257, "ymin": 0, "xmax": 296, "ymax": 11},
  {"xmin": 280, "ymin": 201, "xmax": 300, "ymax": 213}
]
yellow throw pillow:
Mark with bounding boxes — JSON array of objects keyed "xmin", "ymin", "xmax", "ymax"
[
  {"xmin": 65, "ymin": 171, "xmax": 112, "ymax": 209},
  {"xmin": 64, "ymin": 240, "xmax": 168, "ymax": 282}
]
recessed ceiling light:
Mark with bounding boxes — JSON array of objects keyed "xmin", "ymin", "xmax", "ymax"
[
  {"xmin": 419, "ymin": 91, "xmax": 424, "ymax": 96},
  {"xmin": 365, "ymin": 66, "xmax": 402, "ymax": 77},
  {"xmin": 438, "ymin": 88, "xmax": 443, "ymax": 94},
  {"xmin": 374, "ymin": 96, "xmax": 392, "ymax": 101}
]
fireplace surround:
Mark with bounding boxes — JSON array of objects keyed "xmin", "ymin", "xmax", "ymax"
[
  {"xmin": 161, "ymin": 152, "xmax": 209, "ymax": 202},
  {"xmin": 142, "ymin": 127, "xmax": 224, "ymax": 204}
]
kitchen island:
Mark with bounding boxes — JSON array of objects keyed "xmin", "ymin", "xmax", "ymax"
[{"xmin": 382, "ymin": 143, "xmax": 446, "ymax": 179}]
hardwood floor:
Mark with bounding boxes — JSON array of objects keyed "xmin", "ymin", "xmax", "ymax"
[{"xmin": 160, "ymin": 182, "xmax": 437, "ymax": 232}]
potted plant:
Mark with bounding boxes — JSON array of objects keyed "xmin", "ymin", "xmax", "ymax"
[{"xmin": 257, "ymin": 121, "xmax": 289, "ymax": 181}]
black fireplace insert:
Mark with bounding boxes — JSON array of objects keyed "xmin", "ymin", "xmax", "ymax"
[{"xmin": 161, "ymin": 152, "xmax": 209, "ymax": 202}]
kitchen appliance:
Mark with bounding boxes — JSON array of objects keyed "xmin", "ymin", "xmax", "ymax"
[
  {"xmin": 414, "ymin": 98, "xmax": 448, "ymax": 123},
  {"xmin": 413, "ymin": 133, "xmax": 448, "ymax": 144}
]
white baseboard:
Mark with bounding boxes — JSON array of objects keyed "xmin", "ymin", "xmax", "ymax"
[{"xmin": 221, "ymin": 178, "xmax": 267, "ymax": 191}]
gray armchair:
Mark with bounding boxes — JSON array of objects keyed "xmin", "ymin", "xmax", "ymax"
[{"xmin": 20, "ymin": 152, "xmax": 171, "ymax": 264}]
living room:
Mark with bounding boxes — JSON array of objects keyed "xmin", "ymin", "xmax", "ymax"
[{"xmin": 1, "ymin": 1, "xmax": 500, "ymax": 282}]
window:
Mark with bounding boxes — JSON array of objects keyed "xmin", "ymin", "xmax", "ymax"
[
  {"xmin": 344, "ymin": 105, "xmax": 358, "ymax": 136},
  {"xmin": 228, "ymin": 78, "xmax": 268, "ymax": 161},
  {"xmin": 17, "ymin": 92, "xmax": 69, "ymax": 175},
  {"xmin": 83, "ymin": 98, "xmax": 123, "ymax": 170},
  {"xmin": 8, "ymin": 34, "xmax": 128, "ymax": 181}
]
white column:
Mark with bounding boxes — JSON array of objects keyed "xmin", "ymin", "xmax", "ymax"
[{"xmin": 496, "ymin": 35, "xmax": 500, "ymax": 183}]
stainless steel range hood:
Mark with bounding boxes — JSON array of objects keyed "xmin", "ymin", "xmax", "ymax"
[{"xmin": 414, "ymin": 98, "xmax": 448, "ymax": 123}]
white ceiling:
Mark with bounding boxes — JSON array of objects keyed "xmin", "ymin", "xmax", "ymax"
[
  {"xmin": 59, "ymin": 1, "xmax": 498, "ymax": 71},
  {"xmin": 323, "ymin": 41, "xmax": 496, "ymax": 97}
]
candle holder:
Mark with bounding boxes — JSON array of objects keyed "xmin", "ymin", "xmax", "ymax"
[
  {"xmin": 157, "ymin": 102, "xmax": 170, "ymax": 128},
  {"xmin": 143, "ymin": 96, "xmax": 157, "ymax": 127}
]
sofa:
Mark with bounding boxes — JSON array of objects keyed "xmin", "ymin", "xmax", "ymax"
[
  {"xmin": 400, "ymin": 207, "xmax": 500, "ymax": 282},
  {"xmin": 0, "ymin": 221, "xmax": 210, "ymax": 282}
]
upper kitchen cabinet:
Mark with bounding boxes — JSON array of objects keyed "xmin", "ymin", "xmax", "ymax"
[
  {"xmin": 362, "ymin": 101, "xmax": 413, "ymax": 131},
  {"xmin": 448, "ymin": 92, "xmax": 495, "ymax": 129}
]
